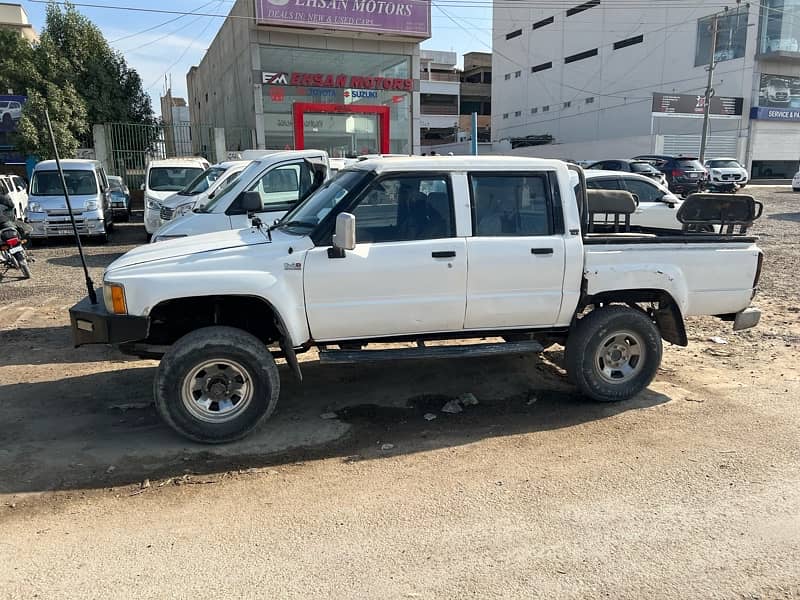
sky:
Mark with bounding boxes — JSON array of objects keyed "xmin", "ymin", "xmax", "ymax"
[{"xmin": 21, "ymin": 0, "xmax": 492, "ymax": 116}]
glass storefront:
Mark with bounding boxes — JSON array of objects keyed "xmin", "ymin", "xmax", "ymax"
[
  {"xmin": 695, "ymin": 7, "xmax": 749, "ymax": 66},
  {"xmin": 259, "ymin": 46, "xmax": 412, "ymax": 156},
  {"xmin": 759, "ymin": 0, "xmax": 800, "ymax": 55}
]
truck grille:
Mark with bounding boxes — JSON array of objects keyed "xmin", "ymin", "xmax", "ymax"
[
  {"xmin": 46, "ymin": 208, "xmax": 83, "ymax": 216},
  {"xmin": 160, "ymin": 206, "xmax": 175, "ymax": 220}
]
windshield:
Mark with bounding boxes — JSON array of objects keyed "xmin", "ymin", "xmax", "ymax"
[
  {"xmin": 707, "ymin": 160, "xmax": 741, "ymax": 169},
  {"xmin": 630, "ymin": 162, "xmax": 659, "ymax": 174},
  {"xmin": 180, "ymin": 166, "xmax": 226, "ymax": 195},
  {"xmin": 148, "ymin": 167, "xmax": 204, "ymax": 192},
  {"xmin": 31, "ymin": 170, "xmax": 98, "ymax": 196},
  {"xmin": 276, "ymin": 170, "xmax": 368, "ymax": 234},
  {"xmin": 200, "ymin": 161, "xmax": 265, "ymax": 212}
]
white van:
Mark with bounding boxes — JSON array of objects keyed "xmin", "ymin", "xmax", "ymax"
[
  {"xmin": 142, "ymin": 157, "xmax": 209, "ymax": 235},
  {"xmin": 0, "ymin": 174, "xmax": 28, "ymax": 219},
  {"xmin": 25, "ymin": 159, "xmax": 113, "ymax": 241},
  {"xmin": 151, "ymin": 150, "xmax": 329, "ymax": 242},
  {"xmin": 156, "ymin": 160, "xmax": 251, "ymax": 228}
]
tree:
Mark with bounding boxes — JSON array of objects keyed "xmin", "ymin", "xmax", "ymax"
[
  {"xmin": 39, "ymin": 1, "xmax": 155, "ymax": 141},
  {"xmin": 0, "ymin": 29, "xmax": 86, "ymax": 159}
]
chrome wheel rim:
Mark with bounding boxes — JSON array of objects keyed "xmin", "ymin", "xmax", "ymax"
[
  {"xmin": 594, "ymin": 330, "xmax": 646, "ymax": 384},
  {"xmin": 181, "ymin": 359, "xmax": 253, "ymax": 423}
]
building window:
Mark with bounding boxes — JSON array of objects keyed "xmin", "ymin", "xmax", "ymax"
[
  {"xmin": 533, "ymin": 16, "xmax": 555, "ymax": 29},
  {"xmin": 531, "ymin": 61, "xmax": 553, "ymax": 73},
  {"xmin": 586, "ymin": 96, "xmax": 595, "ymax": 104},
  {"xmin": 760, "ymin": 1, "xmax": 800, "ymax": 56},
  {"xmin": 614, "ymin": 34, "xmax": 644, "ymax": 50},
  {"xmin": 563, "ymin": 101, "xmax": 571, "ymax": 108},
  {"xmin": 696, "ymin": 6, "xmax": 748, "ymax": 65},
  {"xmin": 542, "ymin": 105, "xmax": 550, "ymax": 112},
  {"xmin": 504, "ymin": 73, "xmax": 511, "ymax": 80},
  {"xmin": 565, "ymin": 48, "xmax": 598, "ymax": 63},
  {"xmin": 514, "ymin": 70, "xmax": 521, "ymax": 78},
  {"xmin": 506, "ymin": 29, "xmax": 522, "ymax": 40},
  {"xmin": 503, "ymin": 113, "xmax": 509, "ymax": 119},
  {"xmin": 566, "ymin": 0, "xmax": 600, "ymax": 17},
  {"xmin": 515, "ymin": 110, "xmax": 522, "ymax": 117},
  {"xmin": 531, "ymin": 107, "xmax": 538, "ymax": 114}
]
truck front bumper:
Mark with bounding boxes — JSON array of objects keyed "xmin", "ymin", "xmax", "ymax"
[{"xmin": 69, "ymin": 292, "xmax": 150, "ymax": 346}]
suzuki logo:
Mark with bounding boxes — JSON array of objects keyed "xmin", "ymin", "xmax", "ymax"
[{"xmin": 262, "ymin": 71, "xmax": 289, "ymax": 85}]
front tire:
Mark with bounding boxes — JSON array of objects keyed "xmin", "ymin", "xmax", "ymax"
[
  {"xmin": 565, "ymin": 306, "xmax": 662, "ymax": 402},
  {"xmin": 154, "ymin": 326, "xmax": 280, "ymax": 443},
  {"xmin": 17, "ymin": 256, "xmax": 31, "ymax": 279}
]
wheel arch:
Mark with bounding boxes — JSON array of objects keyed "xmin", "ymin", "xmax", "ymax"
[{"xmin": 582, "ymin": 288, "xmax": 688, "ymax": 347}]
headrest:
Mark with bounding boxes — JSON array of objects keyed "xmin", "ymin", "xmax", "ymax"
[{"xmin": 587, "ymin": 189, "xmax": 637, "ymax": 215}]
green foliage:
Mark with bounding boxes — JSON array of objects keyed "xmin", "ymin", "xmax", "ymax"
[{"xmin": 0, "ymin": 1, "xmax": 154, "ymax": 158}]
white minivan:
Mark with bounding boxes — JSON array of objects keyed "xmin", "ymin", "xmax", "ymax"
[
  {"xmin": 151, "ymin": 150, "xmax": 329, "ymax": 242},
  {"xmin": 142, "ymin": 158, "xmax": 209, "ymax": 235},
  {"xmin": 156, "ymin": 160, "xmax": 251, "ymax": 228}
]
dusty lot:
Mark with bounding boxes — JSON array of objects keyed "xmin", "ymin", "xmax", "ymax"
[{"xmin": 1, "ymin": 189, "xmax": 799, "ymax": 599}]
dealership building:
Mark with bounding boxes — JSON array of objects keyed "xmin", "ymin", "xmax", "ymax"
[
  {"xmin": 187, "ymin": 0, "xmax": 430, "ymax": 157},
  {"xmin": 492, "ymin": 0, "xmax": 800, "ymax": 178}
]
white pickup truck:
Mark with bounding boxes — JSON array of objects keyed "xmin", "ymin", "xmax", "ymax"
[{"xmin": 70, "ymin": 157, "xmax": 764, "ymax": 443}]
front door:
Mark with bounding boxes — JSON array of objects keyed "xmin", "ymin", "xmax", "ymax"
[
  {"xmin": 464, "ymin": 172, "xmax": 566, "ymax": 329},
  {"xmin": 304, "ymin": 174, "xmax": 466, "ymax": 342}
]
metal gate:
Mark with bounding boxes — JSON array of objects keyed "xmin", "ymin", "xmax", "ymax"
[
  {"xmin": 660, "ymin": 134, "xmax": 738, "ymax": 158},
  {"xmin": 103, "ymin": 122, "xmax": 216, "ymax": 192}
]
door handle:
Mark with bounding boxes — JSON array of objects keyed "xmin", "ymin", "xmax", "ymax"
[
  {"xmin": 531, "ymin": 248, "xmax": 554, "ymax": 255},
  {"xmin": 432, "ymin": 251, "xmax": 456, "ymax": 258}
]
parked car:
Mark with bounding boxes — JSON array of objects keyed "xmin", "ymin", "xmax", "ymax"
[
  {"xmin": 766, "ymin": 78, "xmax": 791, "ymax": 104},
  {"xmin": 0, "ymin": 100, "xmax": 22, "ymax": 127},
  {"xmin": 142, "ymin": 158, "xmax": 209, "ymax": 235},
  {"xmin": 0, "ymin": 174, "xmax": 28, "ymax": 219},
  {"xmin": 633, "ymin": 155, "xmax": 707, "ymax": 196},
  {"xmin": 156, "ymin": 160, "xmax": 251, "ymax": 229},
  {"xmin": 151, "ymin": 150, "xmax": 330, "ymax": 242},
  {"xmin": 586, "ymin": 159, "xmax": 667, "ymax": 186},
  {"xmin": 70, "ymin": 156, "xmax": 763, "ymax": 443},
  {"xmin": 792, "ymin": 169, "xmax": 800, "ymax": 192},
  {"xmin": 25, "ymin": 159, "xmax": 113, "ymax": 242},
  {"xmin": 703, "ymin": 158, "xmax": 749, "ymax": 190},
  {"xmin": 579, "ymin": 170, "xmax": 682, "ymax": 230},
  {"xmin": 107, "ymin": 175, "xmax": 131, "ymax": 221}
]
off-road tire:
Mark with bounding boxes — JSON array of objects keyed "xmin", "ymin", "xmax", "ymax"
[
  {"xmin": 154, "ymin": 326, "xmax": 280, "ymax": 443},
  {"xmin": 565, "ymin": 306, "xmax": 662, "ymax": 402}
]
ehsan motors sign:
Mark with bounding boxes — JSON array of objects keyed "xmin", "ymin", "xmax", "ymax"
[
  {"xmin": 651, "ymin": 92, "xmax": 743, "ymax": 119},
  {"xmin": 255, "ymin": 0, "xmax": 431, "ymax": 38},
  {"xmin": 263, "ymin": 71, "xmax": 413, "ymax": 91}
]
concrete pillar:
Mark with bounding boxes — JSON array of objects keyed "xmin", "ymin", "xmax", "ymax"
[
  {"xmin": 92, "ymin": 124, "xmax": 109, "ymax": 172},
  {"xmin": 214, "ymin": 128, "xmax": 226, "ymax": 163}
]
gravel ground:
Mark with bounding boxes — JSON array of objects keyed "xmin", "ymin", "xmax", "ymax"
[{"xmin": 1, "ymin": 189, "xmax": 799, "ymax": 599}]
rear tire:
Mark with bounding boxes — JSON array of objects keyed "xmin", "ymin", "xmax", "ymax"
[
  {"xmin": 17, "ymin": 256, "xmax": 31, "ymax": 279},
  {"xmin": 154, "ymin": 326, "xmax": 280, "ymax": 443},
  {"xmin": 565, "ymin": 306, "xmax": 662, "ymax": 402}
]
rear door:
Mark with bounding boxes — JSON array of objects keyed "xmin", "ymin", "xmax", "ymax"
[
  {"xmin": 304, "ymin": 173, "xmax": 467, "ymax": 341},
  {"xmin": 464, "ymin": 171, "xmax": 566, "ymax": 329}
]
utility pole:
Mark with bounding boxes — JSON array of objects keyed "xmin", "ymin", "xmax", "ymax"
[{"xmin": 699, "ymin": 13, "xmax": 719, "ymax": 163}]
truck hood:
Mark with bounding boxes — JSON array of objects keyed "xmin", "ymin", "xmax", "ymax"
[
  {"xmin": 161, "ymin": 191, "xmax": 206, "ymax": 209},
  {"xmin": 146, "ymin": 190, "xmax": 180, "ymax": 202},
  {"xmin": 106, "ymin": 227, "xmax": 274, "ymax": 271}
]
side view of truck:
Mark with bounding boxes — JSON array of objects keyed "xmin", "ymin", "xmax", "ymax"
[{"xmin": 70, "ymin": 157, "xmax": 763, "ymax": 443}]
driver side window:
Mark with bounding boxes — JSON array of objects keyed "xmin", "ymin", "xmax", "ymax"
[
  {"xmin": 622, "ymin": 178, "xmax": 663, "ymax": 203},
  {"xmin": 248, "ymin": 163, "xmax": 311, "ymax": 210}
]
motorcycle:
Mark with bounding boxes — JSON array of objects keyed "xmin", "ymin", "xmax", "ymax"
[{"xmin": 1, "ymin": 225, "xmax": 31, "ymax": 280}]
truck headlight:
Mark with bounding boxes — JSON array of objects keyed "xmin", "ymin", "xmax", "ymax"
[
  {"xmin": 146, "ymin": 197, "xmax": 160, "ymax": 210},
  {"xmin": 175, "ymin": 202, "xmax": 194, "ymax": 217},
  {"xmin": 103, "ymin": 282, "xmax": 127, "ymax": 314},
  {"xmin": 85, "ymin": 200, "xmax": 99, "ymax": 211}
]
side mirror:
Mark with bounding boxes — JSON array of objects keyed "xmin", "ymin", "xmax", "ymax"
[
  {"xmin": 240, "ymin": 190, "xmax": 262, "ymax": 216},
  {"xmin": 330, "ymin": 212, "xmax": 356, "ymax": 258}
]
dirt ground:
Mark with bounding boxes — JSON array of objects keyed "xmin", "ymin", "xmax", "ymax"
[{"xmin": 1, "ymin": 188, "xmax": 799, "ymax": 599}]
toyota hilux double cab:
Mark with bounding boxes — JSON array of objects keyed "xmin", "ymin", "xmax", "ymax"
[{"xmin": 70, "ymin": 157, "xmax": 763, "ymax": 443}]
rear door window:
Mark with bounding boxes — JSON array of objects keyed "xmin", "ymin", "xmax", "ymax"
[
  {"xmin": 586, "ymin": 177, "xmax": 622, "ymax": 190},
  {"xmin": 470, "ymin": 173, "xmax": 552, "ymax": 236}
]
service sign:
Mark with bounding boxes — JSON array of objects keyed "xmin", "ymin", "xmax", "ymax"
[
  {"xmin": 255, "ymin": 0, "xmax": 431, "ymax": 38},
  {"xmin": 749, "ymin": 107, "xmax": 800, "ymax": 121},
  {"xmin": 651, "ymin": 92, "xmax": 743, "ymax": 119}
]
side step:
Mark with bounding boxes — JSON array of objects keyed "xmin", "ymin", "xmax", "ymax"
[{"xmin": 318, "ymin": 340, "xmax": 544, "ymax": 364}]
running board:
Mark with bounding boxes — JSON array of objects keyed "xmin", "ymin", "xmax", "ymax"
[{"xmin": 318, "ymin": 340, "xmax": 544, "ymax": 364}]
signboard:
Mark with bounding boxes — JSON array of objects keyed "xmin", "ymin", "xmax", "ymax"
[
  {"xmin": 255, "ymin": 0, "xmax": 431, "ymax": 38},
  {"xmin": 749, "ymin": 107, "xmax": 800, "ymax": 121},
  {"xmin": 651, "ymin": 92, "xmax": 743, "ymax": 119},
  {"xmin": 757, "ymin": 73, "xmax": 800, "ymax": 108},
  {"xmin": 263, "ymin": 71, "xmax": 413, "ymax": 91}
]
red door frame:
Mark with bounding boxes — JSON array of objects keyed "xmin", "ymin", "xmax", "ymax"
[{"xmin": 292, "ymin": 103, "xmax": 391, "ymax": 154}]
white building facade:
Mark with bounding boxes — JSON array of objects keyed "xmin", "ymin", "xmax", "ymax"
[{"xmin": 492, "ymin": 0, "xmax": 800, "ymax": 178}]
